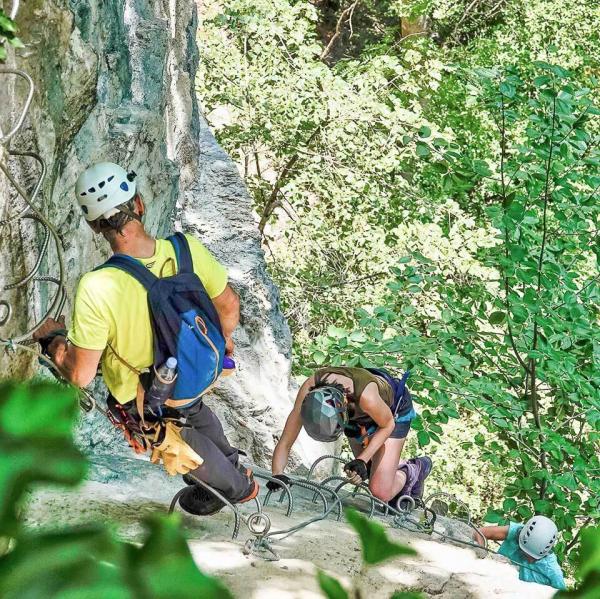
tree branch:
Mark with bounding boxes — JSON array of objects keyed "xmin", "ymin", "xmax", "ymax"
[
  {"xmin": 566, "ymin": 517, "xmax": 592, "ymax": 552},
  {"xmin": 498, "ymin": 94, "xmax": 531, "ymax": 375},
  {"xmin": 320, "ymin": 1, "xmax": 360, "ymax": 61},
  {"xmin": 258, "ymin": 124, "xmax": 325, "ymax": 235},
  {"xmin": 529, "ymin": 92, "xmax": 557, "ymax": 500}
]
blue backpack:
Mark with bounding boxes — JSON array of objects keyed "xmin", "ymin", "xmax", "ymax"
[{"xmin": 97, "ymin": 232, "xmax": 225, "ymax": 410}]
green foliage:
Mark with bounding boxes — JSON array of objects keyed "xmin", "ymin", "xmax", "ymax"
[
  {"xmin": 0, "ymin": 8, "xmax": 24, "ymax": 62},
  {"xmin": 198, "ymin": 0, "xmax": 600, "ymax": 574},
  {"xmin": 0, "ymin": 381, "xmax": 87, "ymax": 536},
  {"xmin": 555, "ymin": 528, "xmax": 600, "ymax": 598},
  {"xmin": 346, "ymin": 507, "xmax": 417, "ymax": 565},
  {"xmin": 311, "ymin": 65, "xmax": 600, "ymax": 569},
  {"xmin": 317, "ymin": 569, "xmax": 349, "ymax": 599},
  {"xmin": 0, "ymin": 381, "xmax": 231, "ymax": 598}
]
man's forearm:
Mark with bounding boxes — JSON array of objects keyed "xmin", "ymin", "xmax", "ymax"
[
  {"xmin": 220, "ymin": 308, "xmax": 239, "ymax": 340},
  {"xmin": 47, "ymin": 337, "xmax": 77, "ymax": 383}
]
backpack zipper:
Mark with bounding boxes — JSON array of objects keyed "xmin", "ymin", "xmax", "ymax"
[{"xmin": 195, "ymin": 316, "xmax": 220, "ymax": 385}]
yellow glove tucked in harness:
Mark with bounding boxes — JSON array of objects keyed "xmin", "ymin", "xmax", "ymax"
[{"xmin": 150, "ymin": 421, "xmax": 203, "ymax": 476}]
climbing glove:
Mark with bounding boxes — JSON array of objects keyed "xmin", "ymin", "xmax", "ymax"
[
  {"xmin": 150, "ymin": 421, "xmax": 203, "ymax": 476},
  {"xmin": 38, "ymin": 328, "xmax": 68, "ymax": 356},
  {"xmin": 266, "ymin": 474, "xmax": 292, "ymax": 492},
  {"xmin": 344, "ymin": 458, "xmax": 368, "ymax": 484}
]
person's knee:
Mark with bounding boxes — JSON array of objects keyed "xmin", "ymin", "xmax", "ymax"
[{"xmin": 369, "ymin": 479, "xmax": 393, "ymax": 502}]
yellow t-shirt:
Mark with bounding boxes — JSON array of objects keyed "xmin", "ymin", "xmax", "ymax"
[{"xmin": 68, "ymin": 234, "xmax": 228, "ymax": 403}]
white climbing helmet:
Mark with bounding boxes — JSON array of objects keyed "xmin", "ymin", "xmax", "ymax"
[
  {"xmin": 518, "ymin": 515, "xmax": 558, "ymax": 559},
  {"xmin": 75, "ymin": 162, "xmax": 137, "ymax": 221}
]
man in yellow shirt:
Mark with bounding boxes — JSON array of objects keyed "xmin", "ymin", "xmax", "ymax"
[{"xmin": 34, "ymin": 162, "xmax": 258, "ymax": 515}]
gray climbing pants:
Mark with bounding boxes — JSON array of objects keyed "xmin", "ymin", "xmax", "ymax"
[{"xmin": 179, "ymin": 401, "xmax": 250, "ymax": 501}]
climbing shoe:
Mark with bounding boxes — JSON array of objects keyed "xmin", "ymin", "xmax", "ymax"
[
  {"xmin": 183, "ymin": 461, "xmax": 248, "ymax": 486},
  {"xmin": 407, "ymin": 456, "xmax": 433, "ymax": 499},
  {"xmin": 387, "ymin": 460, "xmax": 420, "ymax": 510},
  {"xmin": 233, "ymin": 467, "xmax": 260, "ymax": 505},
  {"xmin": 178, "ymin": 484, "xmax": 226, "ymax": 516}
]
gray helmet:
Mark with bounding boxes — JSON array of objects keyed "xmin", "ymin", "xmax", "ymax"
[{"xmin": 300, "ymin": 386, "xmax": 347, "ymax": 442}]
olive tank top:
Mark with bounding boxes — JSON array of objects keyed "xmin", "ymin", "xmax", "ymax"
[{"xmin": 314, "ymin": 366, "xmax": 393, "ymax": 427}]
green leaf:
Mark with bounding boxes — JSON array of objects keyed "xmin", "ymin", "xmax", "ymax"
[
  {"xmin": 7, "ymin": 36, "xmax": 24, "ymax": 49},
  {"xmin": 472, "ymin": 160, "xmax": 492, "ymax": 177},
  {"xmin": 484, "ymin": 509, "xmax": 505, "ymax": 524},
  {"xmin": 499, "ymin": 81, "xmax": 516, "ymax": 98},
  {"xmin": 415, "ymin": 143, "xmax": 431, "ymax": 158},
  {"xmin": 488, "ymin": 311, "xmax": 506, "ymax": 325},
  {"xmin": 327, "ymin": 325, "xmax": 347, "ymax": 339},
  {"xmin": 313, "ymin": 350, "xmax": 327, "ymax": 365},
  {"xmin": 349, "ymin": 331, "xmax": 367, "ymax": 343},
  {"xmin": 577, "ymin": 527, "xmax": 600, "ymax": 580},
  {"xmin": 135, "ymin": 514, "xmax": 233, "ymax": 598},
  {"xmin": 390, "ymin": 592, "xmax": 425, "ymax": 599},
  {"xmin": 317, "ymin": 570, "xmax": 348, "ymax": 599},
  {"xmin": 417, "ymin": 430, "xmax": 430, "ymax": 447},
  {"xmin": 0, "ymin": 12, "xmax": 17, "ymax": 34},
  {"xmin": 345, "ymin": 508, "xmax": 417, "ymax": 565},
  {"xmin": 0, "ymin": 381, "xmax": 87, "ymax": 536}
]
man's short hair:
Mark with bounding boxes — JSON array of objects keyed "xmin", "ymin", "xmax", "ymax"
[{"xmin": 89, "ymin": 196, "xmax": 139, "ymax": 237}]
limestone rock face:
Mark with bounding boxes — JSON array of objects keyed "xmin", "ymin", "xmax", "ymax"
[{"xmin": 0, "ymin": 0, "xmax": 301, "ymax": 466}]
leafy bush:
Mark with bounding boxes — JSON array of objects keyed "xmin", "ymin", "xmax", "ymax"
[
  {"xmin": 0, "ymin": 380, "xmax": 232, "ymax": 598},
  {"xmin": 311, "ymin": 64, "xmax": 600, "ymax": 569}
]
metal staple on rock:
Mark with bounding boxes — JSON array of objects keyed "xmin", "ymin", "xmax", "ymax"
[
  {"xmin": 0, "ymin": 17, "xmax": 92, "ymax": 409},
  {"xmin": 241, "ymin": 455, "xmax": 493, "ymax": 563},
  {"xmin": 169, "ymin": 473, "xmax": 271, "ymax": 542}
]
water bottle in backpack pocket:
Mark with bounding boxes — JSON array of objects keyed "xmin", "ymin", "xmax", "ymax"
[{"xmin": 146, "ymin": 357, "xmax": 178, "ymax": 413}]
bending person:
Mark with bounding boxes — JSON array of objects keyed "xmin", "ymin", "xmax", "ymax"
[
  {"xmin": 270, "ymin": 365, "xmax": 432, "ymax": 504},
  {"xmin": 33, "ymin": 162, "xmax": 258, "ymax": 516}
]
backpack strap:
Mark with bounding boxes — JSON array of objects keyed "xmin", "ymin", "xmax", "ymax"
[
  {"xmin": 96, "ymin": 254, "xmax": 157, "ymax": 290},
  {"xmin": 168, "ymin": 232, "xmax": 193, "ymax": 274}
]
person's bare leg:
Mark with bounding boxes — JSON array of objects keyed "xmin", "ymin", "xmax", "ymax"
[{"xmin": 367, "ymin": 437, "xmax": 407, "ymax": 502}]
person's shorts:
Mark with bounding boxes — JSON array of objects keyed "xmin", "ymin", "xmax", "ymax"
[
  {"xmin": 382, "ymin": 371, "xmax": 416, "ymax": 440},
  {"xmin": 388, "ymin": 393, "xmax": 416, "ymax": 439}
]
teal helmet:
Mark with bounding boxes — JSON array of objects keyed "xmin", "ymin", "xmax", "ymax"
[{"xmin": 300, "ymin": 386, "xmax": 347, "ymax": 442}]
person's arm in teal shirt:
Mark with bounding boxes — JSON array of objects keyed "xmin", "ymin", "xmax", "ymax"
[{"xmin": 474, "ymin": 525, "xmax": 509, "ymax": 545}]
